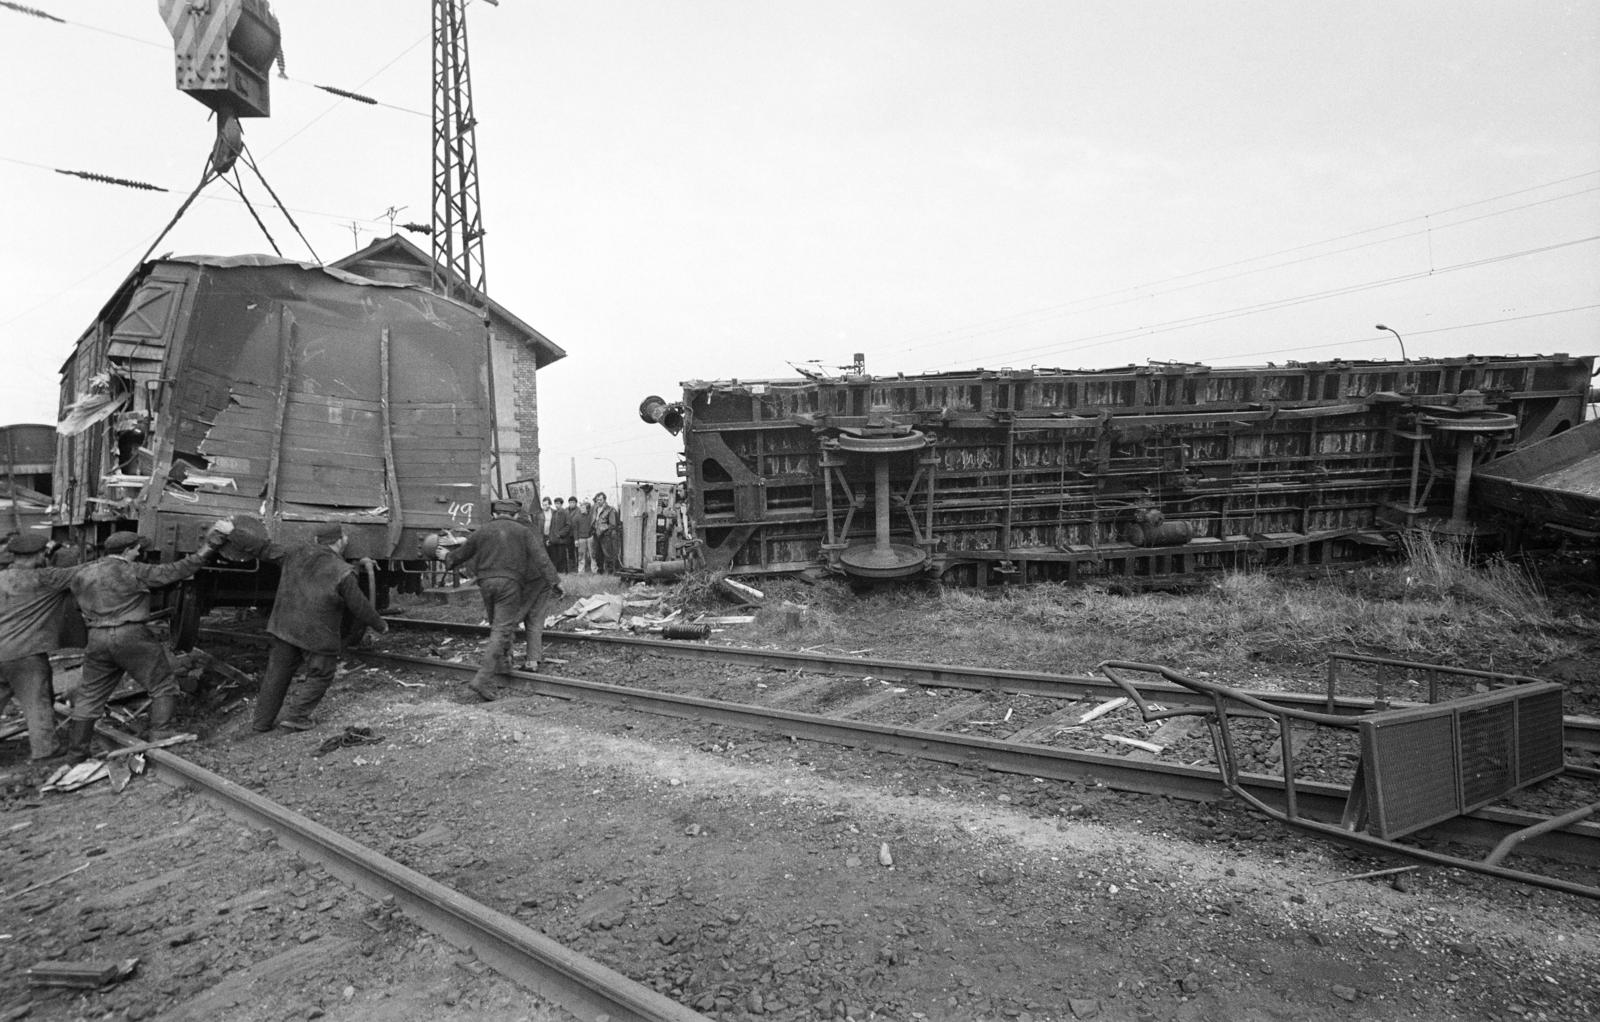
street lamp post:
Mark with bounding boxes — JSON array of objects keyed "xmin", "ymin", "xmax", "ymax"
[
  {"xmin": 593, "ymin": 456, "xmax": 619, "ymax": 504},
  {"xmin": 1375, "ymin": 324, "xmax": 1408, "ymax": 363}
]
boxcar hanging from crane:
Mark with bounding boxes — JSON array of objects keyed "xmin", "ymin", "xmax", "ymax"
[{"xmin": 54, "ymin": 254, "xmax": 499, "ymax": 637}]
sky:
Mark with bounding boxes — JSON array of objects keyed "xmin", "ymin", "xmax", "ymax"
[{"xmin": 2, "ymin": 1, "xmax": 1597, "ymax": 501}]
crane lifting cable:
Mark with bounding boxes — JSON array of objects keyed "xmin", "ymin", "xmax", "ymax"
[{"xmin": 142, "ymin": 0, "xmax": 317, "ymax": 262}]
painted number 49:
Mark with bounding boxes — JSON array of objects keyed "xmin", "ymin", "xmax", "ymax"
[{"xmin": 448, "ymin": 501, "xmax": 474, "ymax": 527}]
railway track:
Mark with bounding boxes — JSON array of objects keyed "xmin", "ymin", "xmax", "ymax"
[
  {"xmin": 382, "ymin": 616, "xmax": 1600, "ymax": 753},
  {"xmin": 92, "ymin": 723, "xmax": 712, "ymax": 1022},
  {"xmin": 202, "ymin": 618, "xmax": 1600, "ymax": 898},
  {"xmin": 31, "ymin": 623, "xmax": 1586, "ymax": 1020}
]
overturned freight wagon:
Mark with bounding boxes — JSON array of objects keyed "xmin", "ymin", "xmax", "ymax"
[
  {"xmin": 641, "ymin": 355, "xmax": 1596, "ymax": 585},
  {"xmin": 55, "ymin": 254, "xmax": 498, "ymax": 637}
]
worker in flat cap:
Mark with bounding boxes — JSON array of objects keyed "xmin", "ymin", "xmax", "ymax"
[
  {"xmin": 64, "ymin": 523, "xmax": 232, "ymax": 761},
  {"xmin": 445, "ymin": 498, "xmax": 562, "ymax": 700},
  {"xmin": 225, "ymin": 523, "xmax": 388, "ymax": 732},
  {"xmin": 0, "ymin": 533, "xmax": 80, "ymax": 764}
]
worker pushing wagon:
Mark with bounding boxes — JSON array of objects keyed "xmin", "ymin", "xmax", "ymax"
[
  {"xmin": 445, "ymin": 499, "xmax": 563, "ymax": 700},
  {"xmin": 63, "ymin": 524, "xmax": 231, "ymax": 761},
  {"xmin": 221, "ymin": 523, "xmax": 390, "ymax": 733}
]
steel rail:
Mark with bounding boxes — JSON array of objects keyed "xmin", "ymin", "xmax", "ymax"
[
  {"xmin": 98, "ymin": 725, "xmax": 709, "ymax": 1022},
  {"xmin": 380, "ymin": 616, "xmax": 1600, "ymax": 753},
  {"xmin": 354, "ymin": 648, "xmax": 1600, "ymax": 871}
]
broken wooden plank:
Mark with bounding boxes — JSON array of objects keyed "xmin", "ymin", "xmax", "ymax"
[
  {"xmin": 188, "ymin": 648, "xmax": 256, "ymax": 689},
  {"xmin": 1077, "ymin": 697, "xmax": 1129, "ymax": 725},
  {"xmin": 1103, "ymin": 734, "xmax": 1164, "ymax": 754},
  {"xmin": 26, "ymin": 960, "xmax": 122, "ymax": 989}
]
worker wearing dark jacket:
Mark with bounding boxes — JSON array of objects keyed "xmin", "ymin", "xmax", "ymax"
[
  {"xmin": 592, "ymin": 492, "xmax": 621, "ymax": 574},
  {"xmin": 446, "ymin": 499, "xmax": 562, "ymax": 700},
  {"xmin": 239, "ymin": 524, "xmax": 388, "ymax": 732},
  {"xmin": 0, "ymin": 534, "xmax": 79, "ymax": 761},
  {"xmin": 547, "ymin": 499, "xmax": 573, "ymax": 572},
  {"xmin": 65, "ymin": 526, "xmax": 228, "ymax": 760}
]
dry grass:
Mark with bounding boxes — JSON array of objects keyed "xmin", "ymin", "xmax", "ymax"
[
  {"xmin": 730, "ymin": 535, "xmax": 1592, "ymax": 680},
  {"xmin": 393, "ymin": 535, "xmax": 1594, "ymax": 686}
]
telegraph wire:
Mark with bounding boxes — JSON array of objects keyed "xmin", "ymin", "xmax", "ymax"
[
  {"xmin": 907, "ymin": 185, "xmax": 1600, "ymax": 355},
  {"xmin": 0, "ymin": 2, "xmax": 428, "ymax": 117},
  {"xmin": 889, "ymin": 169, "xmax": 1600, "ymax": 356},
  {"xmin": 1205, "ymin": 304, "xmax": 1600, "ymax": 365},
  {"xmin": 925, "ymin": 234, "xmax": 1600, "ymax": 371},
  {"xmin": 0, "ymin": 1, "xmax": 61, "ymax": 23},
  {"xmin": 1, "ymin": 144, "xmax": 396, "ymax": 228},
  {"xmin": 261, "ymin": 36, "xmax": 431, "ymax": 157}
]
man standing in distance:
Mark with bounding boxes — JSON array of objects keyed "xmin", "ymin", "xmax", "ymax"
[
  {"xmin": 561, "ymin": 497, "xmax": 582, "ymax": 573},
  {"xmin": 65, "ymin": 525, "xmax": 231, "ymax": 760},
  {"xmin": 446, "ymin": 499, "xmax": 562, "ymax": 699},
  {"xmin": 547, "ymin": 496, "xmax": 573, "ymax": 573},
  {"xmin": 572, "ymin": 498, "xmax": 595, "ymax": 573},
  {"xmin": 592, "ymin": 491, "xmax": 621, "ymax": 575},
  {"xmin": 233, "ymin": 524, "xmax": 388, "ymax": 733}
]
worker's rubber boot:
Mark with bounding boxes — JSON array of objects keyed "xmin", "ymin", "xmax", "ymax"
[
  {"xmin": 64, "ymin": 718, "xmax": 98, "ymax": 764},
  {"xmin": 148, "ymin": 695, "xmax": 179, "ymax": 741}
]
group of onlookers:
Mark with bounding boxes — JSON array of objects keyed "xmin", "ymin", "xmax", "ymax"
[{"xmin": 538, "ymin": 492, "xmax": 620, "ymax": 575}]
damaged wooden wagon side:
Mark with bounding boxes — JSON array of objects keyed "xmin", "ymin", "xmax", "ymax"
[{"xmin": 55, "ymin": 254, "xmax": 497, "ymax": 640}]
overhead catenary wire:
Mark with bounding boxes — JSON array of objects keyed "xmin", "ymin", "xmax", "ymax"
[
  {"xmin": 892, "ymin": 177, "xmax": 1600, "ymax": 360},
  {"xmin": 924, "ymin": 234, "xmax": 1600, "ymax": 372},
  {"xmin": 0, "ymin": 1, "xmax": 61, "ymax": 23},
  {"xmin": 1205, "ymin": 304, "xmax": 1600, "ymax": 365},
  {"xmin": 0, "ymin": 1, "xmax": 430, "ymax": 117}
]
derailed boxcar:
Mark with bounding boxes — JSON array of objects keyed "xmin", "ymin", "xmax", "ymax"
[
  {"xmin": 642, "ymin": 355, "xmax": 1596, "ymax": 585},
  {"xmin": 55, "ymin": 254, "xmax": 495, "ymax": 635},
  {"xmin": 1, "ymin": 423, "xmax": 56, "ymax": 545}
]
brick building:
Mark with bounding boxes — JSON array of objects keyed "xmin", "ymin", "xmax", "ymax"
[{"xmin": 331, "ymin": 235, "xmax": 565, "ymax": 497}]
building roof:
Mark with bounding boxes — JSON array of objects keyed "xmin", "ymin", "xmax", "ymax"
[{"xmin": 330, "ymin": 234, "xmax": 567, "ymax": 369}]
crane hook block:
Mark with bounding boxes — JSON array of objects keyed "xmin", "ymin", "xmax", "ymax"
[{"xmin": 160, "ymin": 0, "xmax": 283, "ymax": 119}]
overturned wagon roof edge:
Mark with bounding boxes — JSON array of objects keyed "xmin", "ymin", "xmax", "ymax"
[{"xmin": 680, "ymin": 351, "xmax": 1596, "ymax": 390}]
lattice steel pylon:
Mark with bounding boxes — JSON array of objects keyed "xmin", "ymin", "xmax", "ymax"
[{"xmin": 431, "ymin": 0, "xmax": 488, "ymax": 300}]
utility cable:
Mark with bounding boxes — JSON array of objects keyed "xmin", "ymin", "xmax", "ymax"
[
  {"xmin": 1205, "ymin": 303, "xmax": 1600, "ymax": 364},
  {"xmin": 2, "ymin": 3, "xmax": 428, "ymax": 116},
  {"xmin": 901, "ymin": 186, "xmax": 1600, "ymax": 357},
  {"xmin": 926, "ymin": 234, "xmax": 1600, "ymax": 370},
  {"xmin": 891, "ymin": 169, "xmax": 1600, "ymax": 355},
  {"xmin": 0, "ymin": 1, "xmax": 61, "ymax": 23}
]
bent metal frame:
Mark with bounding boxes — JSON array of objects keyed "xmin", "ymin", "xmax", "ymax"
[{"xmin": 1098, "ymin": 656, "xmax": 1600, "ymax": 899}]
